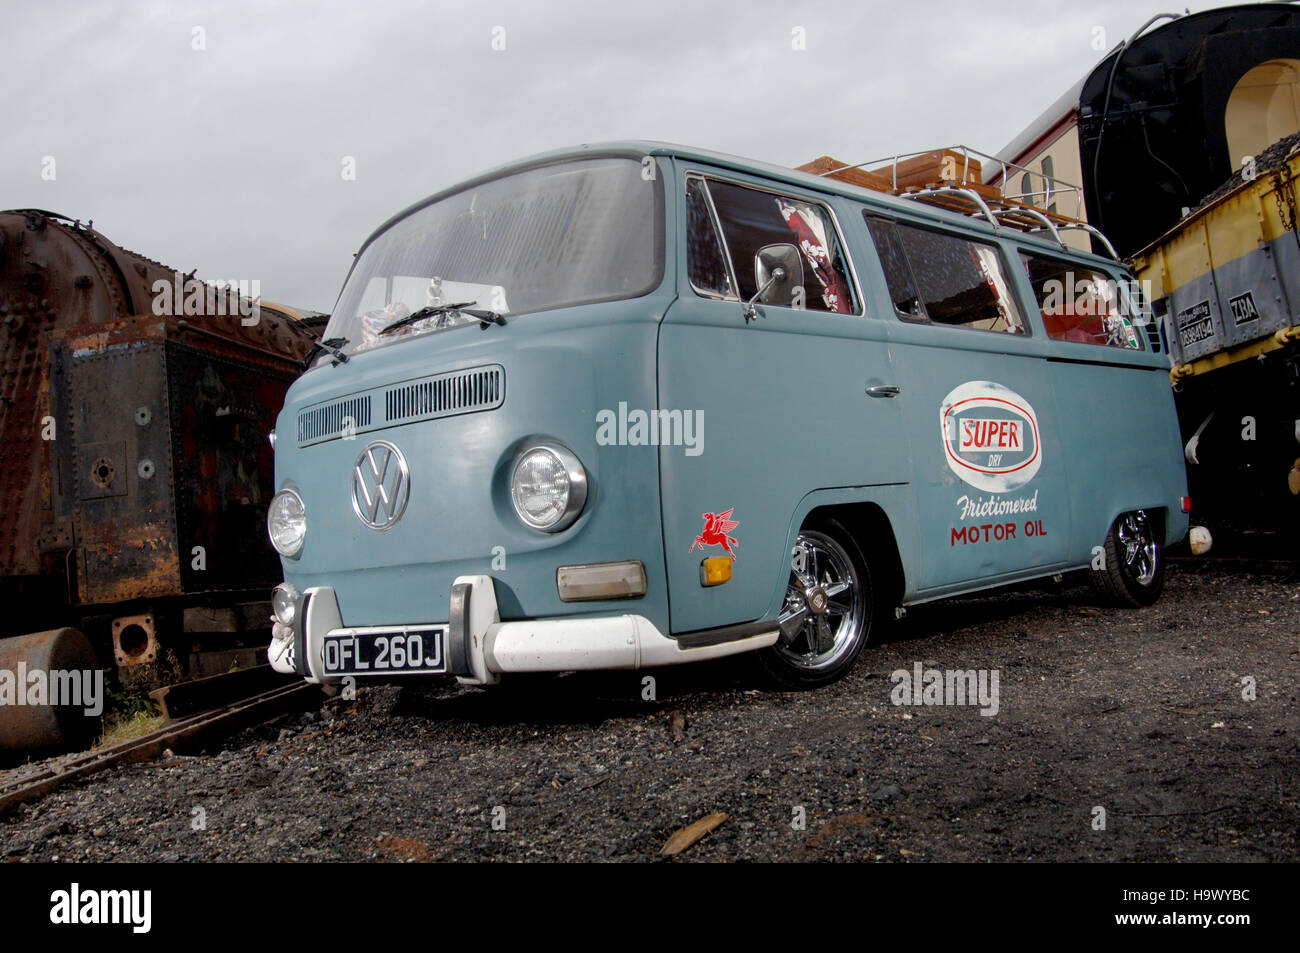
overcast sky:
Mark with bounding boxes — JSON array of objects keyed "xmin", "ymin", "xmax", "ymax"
[{"xmin": 2, "ymin": 0, "xmax": 1243, "ymax": 313}]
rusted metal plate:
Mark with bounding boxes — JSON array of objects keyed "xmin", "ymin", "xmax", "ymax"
[
  {"xmin": 167, "ymin": 344, "xmax": 296, "ymax": 594},
  {"xmin": 48, "ymin": 327, "xmax": 301, "ymax": 604},
  {"xmin": 62, "ymin": 339, "xmax": 180, "ymax": 604},
  {"xmin": 78, "ymin": 530, "xmax": 181, "ymax": 604}
]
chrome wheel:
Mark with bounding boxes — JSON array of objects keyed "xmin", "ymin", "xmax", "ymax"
[
  {"xmin": 775, "ymin": 529, "xmax": 866, "ymax": 672},
  {"xmin": 1089, "ymin": 508, "xmax": 1165, "ymax": 607},
  {"xmin": 1117, "ymin": 509, "xmax": 1158, "ymax": 586}
]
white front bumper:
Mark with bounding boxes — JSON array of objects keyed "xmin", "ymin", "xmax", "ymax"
[{"xmin": 270, "ymin": 574, "xmax": 778, "ymax": 685}]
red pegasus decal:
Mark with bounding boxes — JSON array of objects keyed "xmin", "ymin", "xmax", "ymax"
[{"xmin": 689, "ymin": 508, "xmax": 739, "ymax": 561}]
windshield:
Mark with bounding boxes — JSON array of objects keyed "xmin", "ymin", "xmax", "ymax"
[{"xmin": 320, "ymin": 156, "xmax": 663, "ymax": 359}]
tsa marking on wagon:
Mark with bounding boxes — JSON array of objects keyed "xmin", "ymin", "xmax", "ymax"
[{"xmin": 940, "ymin": 381, "xmax": 1042, "ymax": 493}]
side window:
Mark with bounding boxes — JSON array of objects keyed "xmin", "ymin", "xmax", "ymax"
[
  {"xmin": 863, "ymin": 217, "xmax": 922, "ymax": 318},
  {"xmin": 690, "ymin": 177, "xmax": 858, "ymax": 314},
  {"xmin": 685, "ymin": 177, "xmax": 734, "ymax": 298},
  {"xmin": 1021, "ymin": 253, "xmax": 1144, "ymax": 350},
  {"xmin": 864, "ymin": 216, "xmax": 1027, "ymax": 334}
]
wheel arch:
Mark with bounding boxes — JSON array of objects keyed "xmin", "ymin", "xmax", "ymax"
[
  {"xmin": 773, "ymin": 489, "xmax": 910, "ymax": 619},
  {"xmin": 1090, "ymin": 505, "xmax": 1168, "ymax": 607},
  {"xmin": 1098, "ymin": 503, "xmax": 1171, "ymax": 550}
]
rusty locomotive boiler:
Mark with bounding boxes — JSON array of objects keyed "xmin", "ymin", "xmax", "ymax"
[{"xmin": 0, "ymin": 209, "xmax": 321, "ymax": 751}]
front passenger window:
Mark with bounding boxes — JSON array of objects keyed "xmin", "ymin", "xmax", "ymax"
[{"xmin": 687, "ymin": 175, "xmax": 858, "ymax": 314}]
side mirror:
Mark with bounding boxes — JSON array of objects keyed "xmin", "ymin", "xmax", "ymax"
[{"xmin": 745, "ymin": 243, "xmax": 805, "ymax": 321}]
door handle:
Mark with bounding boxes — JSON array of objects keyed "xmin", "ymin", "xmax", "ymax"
[{"xmin": 866, "ymin": 385, "xmax": 901, "ymax": 398}]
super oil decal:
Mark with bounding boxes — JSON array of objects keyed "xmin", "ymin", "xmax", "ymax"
[{"xmin": 940, "ymin": 381, "xmax": 1042, "ymax": 494}]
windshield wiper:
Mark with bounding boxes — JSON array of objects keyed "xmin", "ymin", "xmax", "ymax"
[
  {"xmin": 461, "ymin": 307, "xmax": 507, "ymax": 329},
  {"xmin": 379, "ymin": 301, "xmax": 477, "ymax": 336},
  {"xmin": 302, "ymin": 336, "xmax": 349, "ymax": 368},
  {"xmin": 379, "ymin": 301, "xmax": 508, "ymax": 336}
]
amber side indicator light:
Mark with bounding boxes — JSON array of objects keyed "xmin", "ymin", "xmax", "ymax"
[{"xmin": 699, "ymin": 557, "xmax": 733, "ymax": 587}]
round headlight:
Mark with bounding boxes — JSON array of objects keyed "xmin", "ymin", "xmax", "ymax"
[
  {"xmin": 268, "ymin": 488, "xmax": 307, "ymax": 557},
  {"xmin": 510, "ymin": 443, "xmax": 587, "ymax": 532},
  {"xmin": 271, "ymin": 582, "xmax": 299, "ymax": 626}
]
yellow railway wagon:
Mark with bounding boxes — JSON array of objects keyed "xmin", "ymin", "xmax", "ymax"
[{"xmin": 1130, "ymin": 144, "xmax": 1300, "ymax": 537}]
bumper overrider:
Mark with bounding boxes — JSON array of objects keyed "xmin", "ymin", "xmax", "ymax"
[{"xmin": 268, "ymin": 574, "xmax": 778, "ymax": 686}]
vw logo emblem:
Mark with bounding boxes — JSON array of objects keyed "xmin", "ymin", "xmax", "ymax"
[{"xmin": 351, "ymin": 441, "xmax": 410, "ymax": 531}]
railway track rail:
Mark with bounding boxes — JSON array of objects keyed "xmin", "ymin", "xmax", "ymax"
[{"xmin": 0, "ymin": 677, "xmax": 322, "ymax": 818}]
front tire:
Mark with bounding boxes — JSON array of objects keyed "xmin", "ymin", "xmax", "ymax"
[
  {"xmin": 1090, "ymin": 509, "xmax": 1164, "ymax": 607},
  {"xmin": 757, "ymin": 520, "xmax": 876, "ymax": 689}
]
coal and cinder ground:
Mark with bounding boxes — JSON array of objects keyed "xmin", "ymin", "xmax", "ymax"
[{"xmin": 3, "ymin": 560, "xmax": 1297, "ymax": 862}]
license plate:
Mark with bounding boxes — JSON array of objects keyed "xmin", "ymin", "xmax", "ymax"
[{"xmin": 321, "ymin": 626, "xmax": 447, "ymax": 675}]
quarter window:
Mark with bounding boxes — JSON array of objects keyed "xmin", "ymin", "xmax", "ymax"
[
  {"xmin": 686, "ymin": 176, "xmax": 857, "ymax": 314},
  {"xmin": 865, "ymin": 216, "xmax": 1027, "ymax": 334},
  {"xmin": 863, "ymin": 218, "xmax": 922, "ymax": 318},
  {"xmin": 685, "ymin": 177, "xmax": 734, "ymax": 298},
  {"xmin": 1021, "ymin": 253, "xmax": 1144, "ymax": 350}
]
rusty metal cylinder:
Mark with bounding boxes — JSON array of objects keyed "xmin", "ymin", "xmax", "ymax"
[{"xmin": 0, "ymin": 628, "xmax": 103, "ymax": 753}]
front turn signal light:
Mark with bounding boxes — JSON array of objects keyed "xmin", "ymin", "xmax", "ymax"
[{"xmin": 556, "ymin": 560, "xmax": 647, "ymax": 602}]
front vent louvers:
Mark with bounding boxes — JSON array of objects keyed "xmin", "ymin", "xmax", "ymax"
[
  {"xmin": 385, "ymin": 365, "xmax": 504, "ymax": 425},
  {"xmin": 297, "ymin": 364, "xmax": 504, "ymax": 446},
  {"xmin": 297, "ymin": 395, "xmax": 372, "ymax": 444}
]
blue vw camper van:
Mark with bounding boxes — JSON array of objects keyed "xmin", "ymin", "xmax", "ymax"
[{"xmin": 265, "ymin": 142, "xmax": 1189, "ymax": 690}]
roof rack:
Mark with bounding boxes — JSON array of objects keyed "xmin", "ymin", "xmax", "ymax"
[
  {"xmin": 1051, "ymin": 223, "xmax": 1118, "ymax": 260},
  {"xmin": 797, "ymin": 146, "xmax": 1120, "ymax": 260}
]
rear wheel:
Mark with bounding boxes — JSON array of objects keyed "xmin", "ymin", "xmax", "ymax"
[
  {"xmin": 1089, "ymin": 509, "xmax": 1164, "ymax": 607},
  {"xmin": 757, "ymin": 520, "xmax": 876, "ymax": 688}
]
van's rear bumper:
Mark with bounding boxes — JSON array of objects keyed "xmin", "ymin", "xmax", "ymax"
[{"xmin": 269, "ymin": 575, "xmax": 777, "ymax": 685}]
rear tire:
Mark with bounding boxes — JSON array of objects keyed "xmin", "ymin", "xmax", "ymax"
[
  {"xmin": 757, "ymin": 520, "xmax": 877, "ymax": 689},
  {"xmin": 1089, "ymin": 509, "xmax": 1164, "ymax": 607}
]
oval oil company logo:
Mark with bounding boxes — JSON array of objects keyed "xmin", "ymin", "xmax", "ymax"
[{"xmin": 940, "ymin": 381, "xmax": 1041, "ymax": 493}]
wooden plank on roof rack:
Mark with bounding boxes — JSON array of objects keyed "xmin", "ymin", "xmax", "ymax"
[
  {"xmin": 868, "ymin": 149, "xmax": 983, "ymax": 191},
  {"xmin": 901, "ymin": 189, "xmax": 987, "ymax": 217},
  {"xmin": 797, "ymin": 150, "xmax": 1089, "ymax": 233},
  {"xmin": 903, "ymin": 188, "xmax": 1086, "ymax": 230},
  {"xmin": 989, "ymin": 194, "xmax": 1085, "ymax": 227},
  {"xmin": 795, "ymin": 156, "xmax": 894, "ymax": 194}
]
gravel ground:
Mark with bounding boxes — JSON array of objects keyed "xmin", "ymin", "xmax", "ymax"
[{"xmin": 2, "ymin": 559, "xmax": 1297, "ymax": 862}]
